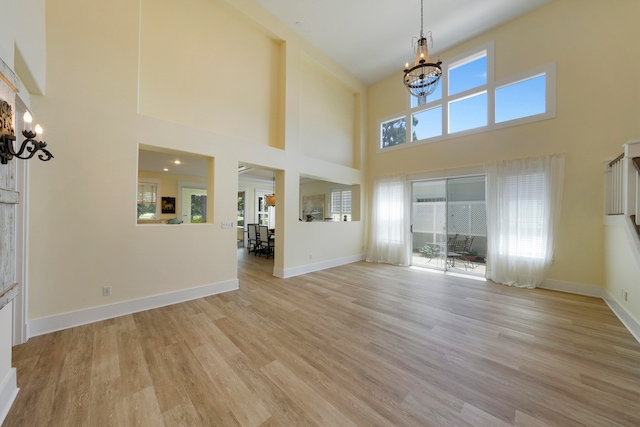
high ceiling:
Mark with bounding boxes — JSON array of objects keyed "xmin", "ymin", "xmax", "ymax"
[{"xmin": 255, "ymin": 0, "xmax": 554, "ymax": 85}]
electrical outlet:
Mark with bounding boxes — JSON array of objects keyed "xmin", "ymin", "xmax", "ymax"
[{"xmin": 103, "ymin": 286, "xmax": 112, "ymax": 296}]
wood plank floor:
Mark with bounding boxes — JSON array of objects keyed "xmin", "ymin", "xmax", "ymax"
[{"xmin": 4, "ymin": 250, "xmax": 640, "ymax": 426}]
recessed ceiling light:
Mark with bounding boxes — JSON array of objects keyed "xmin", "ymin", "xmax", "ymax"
[
  {"xmin": 174, "ymin": 160, "xmax": 181, "ymax": 165},
  {"xmin": 163, "ymin": 168, "xmax": 169, "ymax": 171}
]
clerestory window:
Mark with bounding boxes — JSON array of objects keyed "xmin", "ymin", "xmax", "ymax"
[{"xmin": 380, "ymin": 42, "xmax": 555, "ymax": 151}]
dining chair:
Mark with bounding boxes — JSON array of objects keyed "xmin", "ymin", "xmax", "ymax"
[
  {"xmin": 247, "ymin": 224, "xmax": 258, "ymax": 255},
  {"xmin": 258, "ymin": 225, "xmax": 274, "ymax": 259}
]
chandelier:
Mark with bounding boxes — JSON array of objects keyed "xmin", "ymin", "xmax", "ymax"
[
  {"xmin": 265, "ymin": 171, "xmax": 276, "ymax": 207},
  {"xmin": 403, "ymin": 0, "xmax": 442, "ymax": 106}
]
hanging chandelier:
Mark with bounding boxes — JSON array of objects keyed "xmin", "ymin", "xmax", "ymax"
[
  {"xmin": 403, "ymin": 0, "xmax": 442, "ymax": 106},
  {"xmin": 265, "ymin": 171, "xmax": 276, "ymax": 207}
]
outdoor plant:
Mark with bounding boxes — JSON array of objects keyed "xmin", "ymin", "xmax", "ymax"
[{"xmin": 419, "ymin": 244, "xmax": 440, "ymax": 258}]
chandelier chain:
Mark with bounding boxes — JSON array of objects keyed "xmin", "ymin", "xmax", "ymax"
[{"xmin": 420, "ymin": 0, "xmax": 424, "ymax": 37}]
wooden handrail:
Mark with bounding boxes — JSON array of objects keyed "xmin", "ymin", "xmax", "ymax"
[
  {"xmin": 609, "ymin": 153, "xmax": 624, "ymax": 167},
  {"xmin": 633, "ymin": 157, "xmax": 640, "ymax": 174}
]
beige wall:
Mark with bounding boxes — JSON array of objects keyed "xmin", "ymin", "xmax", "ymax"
[
  {"xmin": 139, "ymin": 0, "xmax": 283, "ymax": 148},
  {"xmin": 27, "ymin": 0, "xmax": 366, "ymax": 321},
  {"xmin": 300, "ymin": 55, "xmax": 358, "ymax": 167},
  {"xmin": 367, "ymin": 0, "xmax": 640, "ymax": 290}
]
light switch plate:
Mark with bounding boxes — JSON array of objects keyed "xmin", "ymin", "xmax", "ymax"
[{"xmin": 221, "ymin": 221, "xmax": 234, "ymax": 229}]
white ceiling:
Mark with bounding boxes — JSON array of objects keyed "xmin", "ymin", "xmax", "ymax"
[
  {"xmin": 138, "ymin": 149, "xmax": 209, "ymax": 178},
  {"xmin": 138, "ymin": 149, "xmax": 278, "ymax": 182},
  {"xmin": 255, "ymin": 0, "xmax": 554, "ymax": 85},
  {"xmin": 139, "ymin": 150, "xmax": 324, "ymax": 184}
]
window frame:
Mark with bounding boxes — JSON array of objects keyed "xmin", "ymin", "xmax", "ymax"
[
  {"xmin": 377, "ymin": 41, "xmax": 556, "ymax": 153},
  {"xmin": 493, "ymin": 63, "xmax": 556, "ymax": 130},
  {"xmin": 330, "ymin": 188, "xmax": 352, "ymax": 221},
  {"xmin": 137, "ymin": 178, "xmax": 161, "ymax": 222}
]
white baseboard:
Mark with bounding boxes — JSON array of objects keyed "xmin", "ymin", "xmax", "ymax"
[
  {"xmin": 540, "ymin": 279, "xmax": 640, "ymax": 344},
  {"xmin": 273, "ymin": 254, "xmax": 366, "ymax": 279},
  {"xmin": 0, "ymin": 368, "xmax": 18, "ymax": 426},
  {"xmin": 28, "ymin": 279, "xmax": 238, "ymax": 338},
  {"xmin": 539, "ymin": 279, "xmax": 606, "ymax": 298},
  {"xmin": 603, "ymin": 292, "xmax": 640, "ymax": 343}
]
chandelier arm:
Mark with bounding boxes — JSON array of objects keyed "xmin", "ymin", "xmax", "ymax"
[
  {"xmin": 6, "ymin": 131, "xmax": 55, "ymax": 161},
  {"xmin": 0, "ymin": 100, "xmax": 55, "ymax": 164},
  {"xmin": 37, "ymin": 149, "xmax": 54, "ymax": 162}
]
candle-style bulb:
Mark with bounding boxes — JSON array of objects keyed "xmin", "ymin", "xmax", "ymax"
[
  {"xmin": 35, "ymin": 124, "xmax": 43, "ymax": 136},
  {"xmin": 24, "ymin": 112, "xmax": 32, "ymax": 123}
]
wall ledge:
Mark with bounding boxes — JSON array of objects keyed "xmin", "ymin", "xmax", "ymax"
[
  {"xmin": 28, "ymin": 279, "xmax": 238, "ymax": 338},
  {"xmin": 273, "ymin": 254, "xmax": 366, "ymax": 279},
  {"xmin": 0, "ymin": 368, "xmax": 18, "ymax": 426}
]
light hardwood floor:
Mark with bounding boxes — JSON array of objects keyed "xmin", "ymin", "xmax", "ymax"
[{"xmin": 4, "ymin": 250, "xmax": 640, "ymax": 426}]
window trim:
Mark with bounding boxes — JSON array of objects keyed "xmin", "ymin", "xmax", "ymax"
[
  {"xmin": 492, "ymin": 62, "xmax": 556, "ymax": 131},
  {"xmin": 378, "ymin": 40, "xmax": 556, "ymax": 153}
]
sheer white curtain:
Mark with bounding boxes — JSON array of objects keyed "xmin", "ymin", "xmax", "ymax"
[
  {"xmin": 366, "ymin": 175, "xmax": 411, "ymax": 266},
  {"xmin": 485, "ymin": 154, "xmax": 565, "ymax": 288}
]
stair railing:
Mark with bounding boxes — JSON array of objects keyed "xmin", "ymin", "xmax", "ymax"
[{"xmin": 606, "ymin": 140, "xmax": 640, "ymax": 234}]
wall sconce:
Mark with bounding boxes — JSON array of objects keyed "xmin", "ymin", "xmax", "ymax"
[{"xmin": 0, "ymin": 101, "xmax": 54, "ymax": 164}]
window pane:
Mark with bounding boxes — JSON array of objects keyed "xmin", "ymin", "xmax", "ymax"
[
  {"xmin": 331, "ymin": 191, "xmax": 341, "ymax": 213},
  {"xmin": 191, "ymin": 194, "xmax": 207, "ymax": 222},
  {"xmin": 496, "ymin": 75, "xmax": 546, "ymax": 123},
  {"xmin": 380, "ymin": 117, "xmax": 407, "ymax": 148},
  {"xmin": 410, "ymin": 83, "xmax": 442, "ymax": 107},
  {"xmin": 412, "ymin": 106, "xmax": 442, "ymax": 141},
  {"xmin": 449, "ymin": 92, "xmax": 487, "ymax": 133},
  {"xmin": 342, "ymin": 191, "xmax": 351, "ymax": 213},
  {"xmin": 237, "ymin": 192, "xmax": 245, "ymax": 226},
  {"xmin": 137, "ymin": 183, "xmax": 157, "ymax": 203},
  {"xmin": 137, "ymin": 183, "xmax": 157, "ymax": 219},
  {"xmin": 449, "ymin": 55, "xmax": 487, "ymax": 96},
  {"xmin": 331, "ymin": 190, "xmax": 352, "ymax": 215},
  {"xmin": 504, "ymin": 173, "xmax": 546, "ymax": 259}
]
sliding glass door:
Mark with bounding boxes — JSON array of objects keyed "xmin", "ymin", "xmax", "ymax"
[
  {"xmin": 411, "ymin": 176, "xmax": 487, "ymax": 276},
  {"xmin": 411, "ymin": 180, "xmax": 447, "ymax": 269}
]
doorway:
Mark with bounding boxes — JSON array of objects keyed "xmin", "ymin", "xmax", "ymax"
[{"xmin": 411, "ymin": 176, "xmax": 487, "ymax": 276}]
